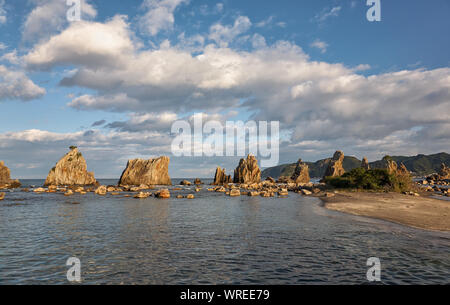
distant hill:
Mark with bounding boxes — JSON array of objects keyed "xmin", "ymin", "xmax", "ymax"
[{"xmin": 262, "ymin": 152, "xmax": 450, "ymax": 178}]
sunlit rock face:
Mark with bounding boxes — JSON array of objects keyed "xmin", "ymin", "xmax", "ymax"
[
  {"xmin": 212, "ymin": 167, "xmax": 232, "ymax": 185},
  {"xmin": 119, "ymin": 156, "xmax": 172, "ymax": 186},
  {"xmin": 0, "ymin": 161, "xmax": 21, "ymax": 188},
  {"xmin": 233, "ymin": 154, "xmax": 261, "ymax": 184},
  {"xmin": 44, "ymin": 147, "xmax": 97, "ymax": 186},
  {"xmin": 323, "ymin": 151, "xmax": 345, "ymax": 178},
  {"xmin": 291, "ymin": 159, "xmax": 310, "ymax": 184}
]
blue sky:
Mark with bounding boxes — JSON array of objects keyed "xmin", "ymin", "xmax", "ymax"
[{"xmin": 0, "ymin": 0, "xmax": 449, "ymax": 178}]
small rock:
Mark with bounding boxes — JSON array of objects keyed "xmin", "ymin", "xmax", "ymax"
[
  {"xmin": 301, "ymin": 189, "xmax": 312, "ymax": 195},
  {"xmin": 176, "ymin": 195, "xmax": 183, "ymax": 199},
  {"xmin": 34, "ymin": 187, "xmax": 46, "ymax": 193},
  {"xmin": 64, "ymin": 190, "xmax": 74, "ymax": 196},
  {"xmin": 186, "ymin": 194, "xmax": 195, "ymax": 199},
  {"xmin": 229, "ymin": 189, "xmax": 241, "ymax": 197},
  {"xmin": 134, "ymin": 192, "xmax": 151, "ymax": 199},
  {"xmin": 156, "ymin": 189, "xmax": 170, "ymax": 199},
  {"xmin": 180, "ymin": 180, "xmax": 192, "ymax": 186},
  {"xmin": 0, "ymin": 192, "xmax": 5, "ymax": 200},
  {"xmin": 95, "ymin": 185, "xmax": 107, "ymax": 195}
]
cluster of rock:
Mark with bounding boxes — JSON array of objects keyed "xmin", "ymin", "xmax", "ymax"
[
  {"xmin": 44, "ymin": 147, "xmax": 97, "ymax": 186},
  {"xmin": 0, "ymin": 161, "xmax": 21, "ymax": 189},
  {"xmin": 119, "ymin": 156, "xmax": 172, "ymax": 186},
  {"xmin": 233, "ymin": 154, "xmax": 261, "ymax": 184}
]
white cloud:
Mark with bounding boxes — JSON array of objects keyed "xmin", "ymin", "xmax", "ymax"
[
  {"xmin": 23, "ymin": 0, "xmax": 97, "ymax": 42},
  {"xmin": 20, "ymin": 15, "xmax": 450, "ymax": 165},
  {"xmin": 139, "ymin": 0, "xmax": 188, "ymax": 36},
  {"xmin": 0, "ymin": 42, "xmax": 6, "ymax": 50},
  {"xmin": 0, "ymin": 50, "xmax": 20, "ymax": 65},
  {"xmin": 0, "ymin": 65, "xmax": 46, "ymax": 101},
  {"xmin": 255, "ymin": 16, "xmax": 274, "ymax": 28},
  {"xmin": 209, "ymin": 16, "xmax": 252, "ymax": 47},
  {"xmin": 310, "ymin": 39, "xmax": 328, "ymax": 53},
  {"xmin": 0, "ymin": 0, "xmax": 6, "ymax": 24},
  {"xmin": 315, "ymin": 6, "xmax": 341, "ymax": 23}
]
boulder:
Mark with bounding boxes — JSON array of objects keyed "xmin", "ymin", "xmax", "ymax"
[
  {"xmin": 194, "ymin": 178, "xmax": 203, "ymax": 185},
  {"xmin": 186, "ymin": 194, "xmax": 195, "ymax": 199},
  {"xmin": 229, "ymin": 189, "xmax": 241, "ymax": 197},
  {"xmin": 119, "ymin": 156, "xmax": 172, "ymax": 186},
  {"xmin": 233, "ymin": 155, "xmax": 261, "ymax": 184},
  {"xmin": 95, "ymin": 185, "xmax": 107, "ymax": 195},
  {"xmin": 0, "ymin": 161, "xmax": 21, "ymax": 188},
  {"xmin": 180, "ymin": 180, "xmax": 192, "ymax": 186},
  {"xmin": 134, "ymin": 192, "xmax": 151, "ymax": 199},
  {"xmin": 323, "ymin": 151, "xmax": 345, "ymax": 178},
  {"xmin": 290, "ymin": 159, "xmax": 310, "ymax": 184},
  {"xmin": 212, "ymin": 167, "xmax": 232, "ymax": 185},
  {"xmin": 278, "ymin": 189, "xmax": 289, "ymax": 196},
  {"xmin": 156, "ymin": 189, "xmax": 170, "ymax": 199},
  {"xmin": 361, "ymin": 157, "xmax": 370, "ymax": 170},
  {"xmin": 64, "ymin": 190, "xmax": 74, "ymax": 196},
  {"xmin": 44, "ymin": 147, "xmax": 97, "ymax": 186}
]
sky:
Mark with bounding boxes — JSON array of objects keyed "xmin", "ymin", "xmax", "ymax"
[{"xmin": 0, "ymin": 0, "xmax": 449, "ymax": 178}]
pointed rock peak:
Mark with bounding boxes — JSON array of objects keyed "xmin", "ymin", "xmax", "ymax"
[{"xmin": 44, "ymin": 147, "xmax": 97, "ymax": 186}]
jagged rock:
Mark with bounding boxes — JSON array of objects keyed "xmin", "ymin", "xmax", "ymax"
[
  {"xmin": 213, "ymin": 167, "xmax": 232, "ymax": 185},
  {"xmin": 438, "ymin": 163, "xmax": 450, "ymax": 179},
  {"xmin": 95, "ymin": 185, "xmax": 107, "ymax": 195},
  {"xmin": 180, "ymin": 180, "xmax": 192, "ymax": 186},
  {"xmin": 194, "ymin": 178, "xmax": 203, "ymax": 185},
  {"xmin": 44, "ymin": 147, "xmax": 97, "ymax": 186},
  {"xmin": 385, "ymin": 158, "xmax": 398, "ymax": 174},
  {"xmin": 323, "ymin": 151, "xmax": 346, "ymax": 178},
  {"xmin": 0, "ymin": 161, "xmax": 21, "ymax": 188},
  {"xmin": 119, "ymin": 156, "xmax": 172, "ymax": 186},
  {"xmin": 397, "ymin": 163, "xmax": 410, "ymax": 176},
  {"xmin": 0, "ymin": 192, "xmax": 4, "ymax": 200},
  {"xmin": 234, "ymin": 155, "xmax": 261, "ymax": 184},
  {"xmin": 290, "ymin": 159, "xmax": 310, "ymax": 184},
  {"xmin": 229, "ymin": 189, "xmax": 241, "ymax": 197},
  {"xmin": 156, "ymin": 189, "xmax": 170, "ymax": 199},
  {"xmin": 361, "ymin": 157, "xmax": 370, "ymax": 170}
]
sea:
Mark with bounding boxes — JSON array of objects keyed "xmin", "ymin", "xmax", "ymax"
[{"xmin": 0, "ymin": 179, "xmax": 449, "ymax": 284}]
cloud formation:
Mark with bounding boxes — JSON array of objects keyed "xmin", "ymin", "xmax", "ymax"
[
  {"xmin": 0, "ymin": 65, "xmax": 46, "ymax": 101},
  {"xmin": 139, "ymin": 0, "xmax": 188, "ymax": 36},
  {"xmin": 0, "ymin": 0, "xmax": 6, "ymax": 24},
  {"xmin": 23, "ymin": 0, "xmax": 97, "ymax": 43}
]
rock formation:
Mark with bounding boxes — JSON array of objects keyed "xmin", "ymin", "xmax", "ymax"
[
  {"xmin": 290, "ymin": 159, "xmax": 310, "ymax": 184},
  {"xmin": 361, "ymin": 157, "xmax": 370, "ymax": 170},
  {"xmin": 44, "ymin": 147, "xmax": 97, "ymax": 186},
  {"xmin": 323, "ymin": 151, "xmax": 346, "ymax": 178},
  {"xmin": 233, "ymin": 155, "xmax": 261, "ymax": 184},
  {"xmin": 397, "ymin": 163, "xmax": 410, "ymax": 176},
  {"xmin": 213, "ymin": 167, "xmax": 232, "ymax": 185},
  {"xmin": 0, "ymin": 161, "xmax": 21, "ymax": 188},
  {"xmin": 119, "ymin": 156, "xmax": 172, "ymax": 186},
  {"xmin": 438, "ymin": 163, "xmax": 450, "ymax": 179}
]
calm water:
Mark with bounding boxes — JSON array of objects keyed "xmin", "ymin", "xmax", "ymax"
[{"xmin": 0, "ymin": 179, "xmax": 449, "ymax": 285}]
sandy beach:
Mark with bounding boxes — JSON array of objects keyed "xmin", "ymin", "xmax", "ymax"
[{"xmin": 322, "ymin": 192, "xmax": 450, "ymax": 232}]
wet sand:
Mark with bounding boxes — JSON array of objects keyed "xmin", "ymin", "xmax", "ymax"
[{"xmin": 322, "ymin": 192, "xmax": 450, "ymax": 232}]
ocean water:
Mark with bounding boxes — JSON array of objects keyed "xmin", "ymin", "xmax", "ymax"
[{"xmin": 0, "ymin": 179, "xmax": 449, "ymax": 285}]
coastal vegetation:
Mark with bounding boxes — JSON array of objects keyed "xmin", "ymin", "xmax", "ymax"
[{"xmin": 324, "ymin": 168, "xmax": 413, "ymax": 193}]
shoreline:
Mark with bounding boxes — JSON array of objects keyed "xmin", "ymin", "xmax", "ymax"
[{"xmin": 321, "ymin": 191, "xmax": 450, "ymax": 232}]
